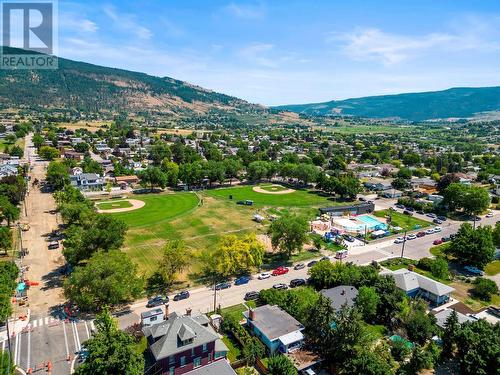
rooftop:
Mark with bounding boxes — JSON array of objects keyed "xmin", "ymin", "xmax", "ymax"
[
  {"xmin": 320, "ymin": 285, "xmax": 359, "ymax": 311},
  {"xmin": 388, "ymin": 269, "xmax": 455, "ymax": 296},
  {"xmin": 243, "ymin": 305, "xmax": 303, "ymax": 341},
  {"xmin": 184, "ymin": 359, "xmax": 236, "ymax": 375}
]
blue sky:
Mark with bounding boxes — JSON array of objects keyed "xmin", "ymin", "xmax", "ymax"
[{"xmin": 52, "ymin": 0, "xmax": 500, "ymax": 105}]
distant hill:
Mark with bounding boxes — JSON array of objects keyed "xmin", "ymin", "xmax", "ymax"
[
  {"xmin": 0, "ymin": 46, "xmax": 262, "ymax": 117},
  {"xmin": 274, "ymin": 87, "xmax": 500, "ymax": 121}
]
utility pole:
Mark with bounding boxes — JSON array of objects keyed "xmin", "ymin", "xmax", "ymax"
[{"xmin": 400, "ymin": 230, "xmax": 407, "ymax": 258}]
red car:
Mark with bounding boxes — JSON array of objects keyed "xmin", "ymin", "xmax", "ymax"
[
  {"xmin": 272, "ymin": 266, "xmax": 289, "ymax": 276},
  {"xmin": 416, "ymin": 232, "xmax": 425, "ymax": 238},
  {"xmin": 433, "ymin": 239, "xmax": 443, "ymax": 245}
]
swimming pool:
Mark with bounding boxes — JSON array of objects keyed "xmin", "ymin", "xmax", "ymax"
[{"xmin": 358, "ymin": 215, "xmax": 388, "ymax": 230}]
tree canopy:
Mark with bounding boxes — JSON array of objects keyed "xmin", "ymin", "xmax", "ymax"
[{"xmin": 268, "ymin": 213, "xmax": 309, "ymax": 258}]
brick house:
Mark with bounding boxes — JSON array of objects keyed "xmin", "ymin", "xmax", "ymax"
[{"xmin": 143, "ymin": 312, "xmax": 234, "ymax": 375}]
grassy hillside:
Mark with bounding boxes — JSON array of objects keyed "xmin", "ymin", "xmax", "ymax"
[{"xmin": 274, "ymin": 86, "xmax": 500, "ymax": 121}]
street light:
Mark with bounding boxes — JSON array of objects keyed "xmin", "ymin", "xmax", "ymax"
[{"xmin": 400, "ymin": 230, "xmax": 407, "ymax": 258}]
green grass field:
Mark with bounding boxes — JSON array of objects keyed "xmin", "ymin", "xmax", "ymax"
[
  {"xmin": 374, "ymin": 210, "xmax": 431, "ymax": 231},
  {"xmin": 485, "ymin": 260, "xmax": 500, "ymax": 276},
  {"xmin": 96, "ymin": 200, "xmax": 133, "ymax": 210},
  {"xmin": 258, "ymin": 184, "xmax": 290, "ymax": 192}
]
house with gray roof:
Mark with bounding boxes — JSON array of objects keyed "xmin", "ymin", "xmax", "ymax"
[
  {"xmin": 433, "ymin": 308, "xmax": 474, "ymax": 329},
  {"xmin": 143, "ymin": 311, "xmax": 233, "ymax": 375},
  {"xmin": 320, "ymin": 285, "xmax": 359, "ymax": 312},
  {"xmin": 384, "ymin": 269, "xmax": 454, "ymax": 306},
  {"xmin": 70, "ymin": 172, "xmax": 104, "ymax": 191},
  {"xmin": 243, "ymin": 305, "xmax": 304, "ymax": 354}
]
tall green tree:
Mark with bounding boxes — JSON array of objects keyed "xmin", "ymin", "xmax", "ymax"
[
  {"xmin": 139, "ymin": 166, "xmax": 167, "ymax": 191},
  {"xmin": 344, "ymin": 349, "xmax": 393, "ymax": 375},
  {"xmin": 267, "ymin": 355, "xmax": 297, "ymax": 375},
  {"xmin": 268, "ymin": 213, "xmax": 309, "ymax": 258},
  {"xmin": 355, "ymin": 286, "xmax": 380, "ymax": 322},
  {"xmin": 0, "ymin": 196, "xmax": 20, "ymax": 226},
  {"xmin": 64, "ymin": 251, "xmax": 143, "ymax": 311},
  {"xmin": 155, "ymin": 240, "xmax": 189, "ymax": 288},
  {"xmin": 0, "ymin": 227, "xmax": 12, "ymax": 255},
  {"xmin": 38, "ymin": 145, "xmax": 60, "ymax": 160},
  {"xmin": 46, "ymin": 161, "xmax": 70, "ymax": 190},
  {"xmin": 447, "ymin": 223, "xmax": 495, "ymax": 268},
  {"xmin": 212, "ymin": 233, "xmax": 264, "ymax": 276},
  {"xmin": 74, "ymin": 309, "xmax": 144, "ymax": 375}
]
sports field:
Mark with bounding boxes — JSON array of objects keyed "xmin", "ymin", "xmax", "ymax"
[
  {"xmin": 108, "ymin": 185, "xmax": 340, "ymax": 278},
  {"xmin": 96, "ymin": 200, "xmax": 133, "ymax": 210}
]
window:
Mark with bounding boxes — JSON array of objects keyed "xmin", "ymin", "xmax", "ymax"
[
  {"xmin": 193, "ymin": 357, "xmax": 201, "ymax": 368},
  {"xmin": 202, "ymin": 343, "xmax": 208, "ymax": 352},
  {"xmin": 169, "ymin": 355, "xmax": 175, "ymax": 365},
  {"xmin": 169, "ymin": 366, "xmax": 175, "ymax": 375},
  {"xmin": 215, "ymin": 351, "xmax": 225, "ymax": 359},
  {"xmin": 150, "ymin": 316, "xmax": 157, "ymax": 322},
  {"xmin": 180, "ymin": 356, "xmax": 186, "ymax": 367}
]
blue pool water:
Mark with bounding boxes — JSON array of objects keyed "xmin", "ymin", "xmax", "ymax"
[{"xmin": 358, "ymin": 215, "xmax": 387, "ymax": 230}]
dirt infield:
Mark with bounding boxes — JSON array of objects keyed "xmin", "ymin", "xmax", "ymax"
[
  {"xmin": 96, "ymin": 199, "xmax": 145, "ymax": 213},
  {"xmin": 252, "ymin": 185, "xmax": 296, "ymax": 195}
]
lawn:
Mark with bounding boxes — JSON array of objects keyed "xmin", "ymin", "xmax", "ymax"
[
  {"xmin": 96, "ymin": 200, "xmax": 133, "ymax": 210},
  {"xmin": 374, "ymin": 210, "xmax": 431, "ymax": 231},
  {"xmin": 205, "ymin": 185, "xmax": 336, "ymax": 208},
  {"xmin": 485, "ymin": 260, "xmax": 500, "ymax": 276},
  {"xmin": 258, "ymin": 184, "xmax": 290, "ymax": 192},
  {"xmin": 222, "ymin": 336, "xmax": 241, "ymax": 362}
]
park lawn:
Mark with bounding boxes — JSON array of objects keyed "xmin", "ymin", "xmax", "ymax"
[
  {"xmin": 258, "ymin": 184, "xmax": 290, "ymax": 192},
  {"xmin": 205, "ymin": 185, "xmax": 336, "ymax": 208},
  {"xmin": 96, "ymin": 200, "xmax": 133, "ymax": 210},
  {"xmin": 374, "ymin": 210, "xmax": 431, "ymax": 231},
  {"xmin": 485, "ymin": 260, "xmax": 500, "ymax": 276}
]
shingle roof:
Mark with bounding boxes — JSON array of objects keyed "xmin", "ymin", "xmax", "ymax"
[
  {"xmin": 320, "ymin": 285, "xmax": 359, "ymax": 311},
  {"xmin": 184, "ymin": 359, "xmax": 236, "ymax": 375},
  {"xmin": 433, "ymin": 308, "xmax": 473, "ymax": 329},
  {"xmin": 390, "ymin": 269, "xmax": 454, "ymax": 296},
  {"xmin": 243, "ymin": 305, "xmax": 303, "ymax": 341},
  {"xmin": 143, "ymin": 313, "xmax": 220, "ymax": 361}
]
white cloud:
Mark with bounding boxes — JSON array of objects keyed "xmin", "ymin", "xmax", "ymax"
[
  {"xmin": 224, "ymin": 2, "xmax": 266, "ymax": 19},
  {"xmin": 330, "ymin": 24, "xmax": 500, "ymax": 66},
  {"xmin": 239, "ymin": 43, "xmax": 296, "ymax": 68},
  {"xmin": 59, "ymin": 13, "xmax": 98, "ymax": 33},
  {"xmin": 103, "ymin": 5, "xmax": 152, "ymax": 40}
]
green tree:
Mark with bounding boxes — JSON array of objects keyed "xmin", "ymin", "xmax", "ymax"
[
  {"xmin": 462, "ymin": 186, "xmax": 490, "ymax": 216},
  {"xmin": 32, "ymin": 133, "xmax": 44, "ymax": 150},
  {"xmin": 493, "ymin": 221, "xmax": 500, "ymax": 247},
  {"xmin": 155, "ymin": 240, "xmax": 189, "ymax": 288},
  {"xmin": 213, "ymin": 233, "xmax": 264, "ymax": 276},
  {"xmin": 74, "ymin": 309, "xmax": 144, "ymax": 374},
  {"xmin": 344, "ymin": 349, "xmax": 393, "ymax": 375},
  {"xmin": 447, "ymin": 223, "xmax": 495, "ymax": 268},
  {"xmin": 38, "ymin": 145, "xmax": 60, "ymax": 160},
  {"xmin": 441, "ymin": 309, "xmax": 460, "ymax": 358},
  {"xmin": 0, "ymin": 350, "xmax": 14, "ymax": 375},
  {"xmin": 355, "ymin": 286, "xmax": 380, "ymax": 322},
  {"xmin": 430, "ymin": 257, "xmax": 449, "ymax": 280},
  {"xmin": 160, "ymin": 160, "xmax": 179, "ymax": 187},
  {"xmin": 472, "ymin": 278, "xmax": 498, "ymax": 301},
  {"xmin": 223, "ymin": 158, "xmax": 242, "ymax": 185},
  {"xmin": 268, "ymin": 213, "xmax": 309, "ymax": 258},
  {"xmin": 0, "ymin": 227, "xmax": 12, "ymax": 255},
  {"xmin": 267, "ymin": 354, "xmax": 297, "ymax": 375},
  {"xmin": 0, "ymin": 262, "xmax": 18, "ymax": 322},
  {"xmin": 64, "ymin": 251, "xmax": 143, "ymax": 311},
  {"xmin": 247, "ymin": 161, "xmax": 269, "ymax": 181},
  {"xmin": 242, "ymin": 337, "xmax": 265, "ymax": 366},
  {"xmin": 0, "ymin": 196, "xmax": 19, "ymax": 226},
  {"xmin": 63, "ymin": 215, "xmax": 127, "ymax": 265},
  {"xmin": 401, "ymin": 300, "xmax": 437, "ymax": 345},
  {"xmin": 46, "ymin": 161, "xmax": 70, "ymax": 190},
  {"xmin": 149, "ymin": 141, "xmax": 171, "ymax": 165},
  {"xmin": 139, "ymin": 166, "xmax": 167, "ymax": 191}
]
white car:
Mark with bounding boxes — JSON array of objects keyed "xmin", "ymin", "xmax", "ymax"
[
  {"xmin": 394, "ymin": 237, "xmax": 405, "ymax": 244},
  {"xmin": 425, "ymin": 228, "xmax": 434, "ymax": 235},
  {"xmin": 486, "ymin": 212, "xmax": 494, "ymax": 218},
  {"xmin": 258, "ymin": 272, "xmax": 271, "ymax": 280},
  {"xmin": 407, "ymin": 234, "xmax": 417, "ymax": 240},
  {"xmin": 433, "ymin": 226, "xmax": 442, "ymax": 233}
]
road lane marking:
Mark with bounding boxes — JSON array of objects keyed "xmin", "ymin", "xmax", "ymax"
[
  {"xmin": 62, "ymin": 321, "xmax": 70, "ymax": 359},
  {"xmin": 73, "ymin": 322, "xmax": 81, "ymax": 352},
  {"xmin": 90, "ymin": 321, "xmax": 95, "ymax": 332},
  {"xmin": 70, "ymin": 322, "xmax": 78, "ymax": 353},
  {"xmin": 44, "ymin": 317, "xmax": 50, "ymax": 325},
  {"xmin": 84, "ymin": 321, "xmax": 90, "ymax": 339},
  {"xmin": 27, "ymin": 325, "xmax": 31, "ymax": 370}
]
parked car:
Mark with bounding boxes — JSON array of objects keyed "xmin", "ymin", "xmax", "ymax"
[
  {"xmin": 403, "ymin": 210, "xmax": 413, "ymax": 216},
  {"xmin": 407, "ymin": 234, "xmax": 417, "ymax": 240},
  {"xmin": 244, "ymin": 291, "xmax": 259, "ymax": 301},
  {"xmin": 441, "ymin": 236, "xmax": 451, "ymax": 242},
  {"xmin": 234, "ymin": 276, "xmax": 250, "ymax": 286},
  {"xmin": 463, "ymin": 266, "xmax": 484, "ymax": 276},
  {"xmin": 320, "ymin": 256, "xmax": 331, "ymax": 262},
  {"xmin": 236, "ymin": 200, "xmax": 245, "ymax": 205},
  {"xmin": 173, "ymin": 291, "xmax": 190, "ymax": 301},
  {"xmin": 416, "ymin": 231, "xmax": 426, "ymax": 238},
  {"xmin": 307, "ymin": 260, "xmax": 318, "ymax": 268},
  {"xmin": 48, "ymin": 241, "xmax": 59, "ymax": 250},
  {"xmin": 426, "ymin": 213, "xmax": 437, "ymax": 218},
  {"xmin": 486, "ymin": 212, "xmax": 494, "ymax": 218},
  {"xmin": 416, "ymin": 210, "xmax": 424, "ymax": 215},
  {"xmin": 437, "ymin": 216, "xmax": 447, "ymax": 221},
  {"xmin": 394, "ymin": 237, "xmax": 405, "ymax": 244},
  {"xmin": 215, "ymin": 282, "xmax": 231, "ymax": 290},
  {"xmin": 433, "ymin": 239, "xmax": 443, "ymax": 245},
  {"xmin": 425, "ymin": 228, "xmax": 435, "ymax": 235},
  {"xmin": 258, "ymin": 272, "xmax": 271, "ymax": 280},
  {"xmin": 342, "ymin": 234, "xmax": 355, "ymax": 242},
  {"xmin": 146, "ymin": 295, "xmax": 169, "ymax": 308},
  {"xmin": 273, "ymin": 283, "xmax": 288, "ymax": 290},
  {"xmin": 289, "ymin": 279, "xmax": 306, "ymax": 288},
  {"xmin": 433, "ymin": 219, "xmax": 443, "ymax": 224},
  {"xmin": 395, "ymin": 204, "xmax": 405, "ymax": 209},
  {"xmin": 272, "ymin": 266, "xmax": 289, "ymax": 276},
  {"xmin": 405, "ymin": 207, "xmax": 415, "ymax": 212},
  {"xmin": 434, "ymin": 226, "xmax": 442, "ymax": 232},
  {"xmin": 294, "ymin": 263, "xmax": 305, "ymax": 270}
]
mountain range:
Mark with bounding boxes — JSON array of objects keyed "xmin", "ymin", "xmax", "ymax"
[
  {"xmin": 1, "ymin": 47, "xmax": 500, "ymax": 122},
  {"xmin": 274, "ymin": 87, "xmax": 500, "ymax": 121}
]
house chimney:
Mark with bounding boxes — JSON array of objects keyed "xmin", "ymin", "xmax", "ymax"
[
  {"xmin": 186, "ymin": 308, "xmax": 192, "ymax": 316},
  {"xmin": 249, "ymin": 309, "xmax": 255, "ymax": 321}
]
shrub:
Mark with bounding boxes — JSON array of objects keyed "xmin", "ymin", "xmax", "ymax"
[
  {"xmin": 418, "ymin": 257, "xmax": 434, "ymax": 271},
  {"xmin": 472, "ymin": 278, "xmax": 498, "ymax": 301}
]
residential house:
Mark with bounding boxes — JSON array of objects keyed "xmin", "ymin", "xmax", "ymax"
[
  {"xmin": 380, "ymin": 189, "xmax": 403, "ymax": 198},
  {"xmin": 143, "ymin": 311, "xmax": 233, "ymax": 375},
  {"xmin": 70, "ymin": 172, "xmax": 104, "ymax": 191},
  {"xmin": 243, "ymin": 305, "xmax": 304, "ymax": 354},
  {"xmin": 320, "ymin": 285, "xmax": 358, "ymax": 312},
  {"xmin": 433, "ymin": 308, "xmax": 474, "ymax": 329},
  {"xmin": 383, "ymin": 269, "xmax": 454, "ymax": 306},
  {"xmin": 0, "ymin": 164, "xmax": 18, "ymax": 178}
]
